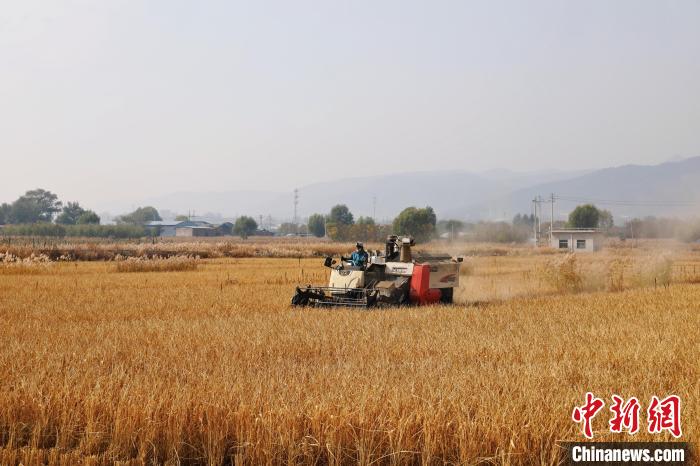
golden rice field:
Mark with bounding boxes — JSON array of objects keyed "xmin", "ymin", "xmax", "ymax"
[{"xmin": 1, "ymin": 244, "xmax": 699, "ymax": 465}]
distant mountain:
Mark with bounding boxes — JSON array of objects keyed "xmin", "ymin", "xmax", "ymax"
[
  {"xmin": 478, "ymin": 168, "xmax": 595, "ymax": 189},
  {"xmin": 97, "ymin": 190, "xmax": 287, "ymax": 222},
  {"xmin": 97, "ymin": 158, "xmax": 700, "ymax": 223},
  {"xmin": 99, "ymin": 168, "xmax": 582, "ymax": 221},
  {"xmin": 100, "ymin": 171, "xmax": 501, "ymax": 220},
  {"xmin": 294, "ymin": 171, "xmax": 503, "ymax": 220},
  {"xmin": 450, "ymin": 157, "xmax": 700, "ymax": 222}
]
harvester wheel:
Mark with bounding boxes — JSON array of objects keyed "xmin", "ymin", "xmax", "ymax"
[
  {"xmin": 291, "ymin": 288, "xmax": 310, "ymax": 306},
  {"xmin": 440, "ymin": 288, "xmax": 454, "ymax": 304}
]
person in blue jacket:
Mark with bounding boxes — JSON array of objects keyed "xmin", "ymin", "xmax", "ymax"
[{"xmin": 350, "ymin": 242, "xmax": 369, "ymax": 267}]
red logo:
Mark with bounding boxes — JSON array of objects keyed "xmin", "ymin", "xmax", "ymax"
[
  {"xmin": 648, "ymin": 395, "xmax": 682, "ymax": 438},
  {"xmin": 609, "ymin": 395, "xmax": 641, "ymax": 434},
  {"xmin": 572, "ymin": 392, "xmax": 605, "ymax": 439},
  {"xmin": 572, "ymin": 393, "xmax": 682, "ymax": 439}
]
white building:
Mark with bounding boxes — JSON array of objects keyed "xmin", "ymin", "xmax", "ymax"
[
  {"xmin": 146, "ymin": 220, "xmax": 218, "ymax": 237},
  {"xmin": 550, "ymin": 228, "xmax": 602, "ymax": 252}
]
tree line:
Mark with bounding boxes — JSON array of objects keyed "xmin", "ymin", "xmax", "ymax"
[
  {"xmin": 0, "ymin": 189, "xmax": 100, "ymax": 226},
  {"xmin": 0, "ymin": 189, "xmax": 155, "ymax": 238},
  {"xmin": 6, "ymin": 189, "xmax": 698, "ymax": 243},
  {"xmin": 304, "ymin": 203, "xmax": 619, "ymax": 244},
  {"xmin": 304, "ymin": 205, "xmax": 438, "ymax": 242}
]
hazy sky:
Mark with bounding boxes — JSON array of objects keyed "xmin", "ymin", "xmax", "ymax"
[{"xmin": 1, "ymin": 0, "xmax": 699, "ymax": 208}]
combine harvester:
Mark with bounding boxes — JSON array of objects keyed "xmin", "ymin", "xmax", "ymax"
[{"xmin": 291, "ymin": 235, "xmax": 463, "ymax": 308}]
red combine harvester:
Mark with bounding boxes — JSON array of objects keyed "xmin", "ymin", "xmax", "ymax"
[{"xmin": 291, "ymin": 235, "xmax": 463, "ymax": 308}]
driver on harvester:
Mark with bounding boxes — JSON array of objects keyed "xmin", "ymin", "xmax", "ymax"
[{"xmin": 349, "ymin": 242, "xmax": 368, "ymax": 268}]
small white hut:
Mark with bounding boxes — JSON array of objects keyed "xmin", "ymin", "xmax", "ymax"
[{"xmin": 550, "ymin": 228, "xmax": 603, "ymax": 252}]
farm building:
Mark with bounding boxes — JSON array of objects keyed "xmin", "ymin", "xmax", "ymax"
[
  {"xmin": 175, "ymin": 225, "xmax": 219, "ymax": 237},
  {"xmin": 146, "ymin": 220, "xmax": 219, "ymax": 237},
  {"xmin": 550, "ymin": 228, "xmax": 602, "ymax": 252}
]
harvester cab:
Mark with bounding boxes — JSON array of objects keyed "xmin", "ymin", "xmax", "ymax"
[{"xmin": 291, "ymin": 235, "xmax": 464, "ymax": 308}]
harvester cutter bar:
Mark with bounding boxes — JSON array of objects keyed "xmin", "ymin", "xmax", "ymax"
[{"xmin": 292, "ymin": 286, "xmax": 376, "ymax": 308}]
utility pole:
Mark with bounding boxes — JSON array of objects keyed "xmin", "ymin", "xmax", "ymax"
[
  {"xmin": 532, "ymin": 198, "xmax": 538, "ymax": 245},
  {"xmin": 550, "ymin": 193, "xmax": 555, "ymax": 243},
  {"xmin": 293, "ymin": 188, "xmax": 299, "ymax": 234},
  {"xmin": 531, "ymin": 195, "xmax": 555, "ymax": 245},
  {"xmin": 536, "ymin": 196, "xmax": 542, "ymax": 240},
  {"xmin": 372, "ymin": 196, "xmax": 377, "ymax": 222},
  {"xmin": 259, "ymin": 215, "xmax": 263, "ymax": 230}
]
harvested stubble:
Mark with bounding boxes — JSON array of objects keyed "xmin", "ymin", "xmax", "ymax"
[{"xmin": 0, "ymin": 253, "xmax": 698, "ymax": 465}]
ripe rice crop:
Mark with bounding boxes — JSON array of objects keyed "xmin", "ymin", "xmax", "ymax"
[
  {"xmin": 0, "ymin": 247, "xmax": 698, "ymax": 465},
  {"xmin": 114, "ymin": 255, "xmax": 199, "ymax": 273}
]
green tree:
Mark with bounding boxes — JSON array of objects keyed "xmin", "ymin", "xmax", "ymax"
[
  {"xmin": 392, "ymin": 206, "xmax": 437, "ymax": 242},
  {"xmin": 9, "ymin": 189, "xmax": 62, "ymax": 223},
  {"xmin": 568, "ymin": 204, "xmax": 600, "ymax": 228},
  {"xmin": 117, "ymin": 206, "xmax": 162, "ymax": 225},
  {"xmin": 598, "ymin": 209, "xmax": 614, "ymax": 231},
  {"xmin": 512, "ymin": 213, "xmax": 535, "ymax": 227},
  {"xmin": 234, "ymin": 216, "xmax": 258, "ymax": 239},
  {"xmin": 350, "ymin": 219, "xmax": 381, "ymax": 242},
  {"xmin": 0, "ymin": 223, "xmax": 66, "ymax": 237},
  {"xmin": 0, "ymin": 203, "xmax": 10, "ymax": 224},
  {"xmin": 174, "ymin": 214, "xmax": 189, "ymax": 221},
  {"xmin": 56, "ymin": 202, "xmax": 86, "ymax": 225},
  {"xmin": 9, "ymin": 197, "xmax": 43, "ymax": 223},
  {"xmin": 328, "ymin": 204, "xmax": 354, "ymax": 225},
  {"xmin": 24, "ymin": 188, "xmax": 62, "ymax": 221},
  {"xmin": 77, "ymin": 210, "xmax": 100, "ymax": 225},
  {"xmin": 307, "ymin": 213, "xmax": 326, "ymax": 237}
]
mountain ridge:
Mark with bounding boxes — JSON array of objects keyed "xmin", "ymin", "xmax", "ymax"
[{"xmin": 97, "ymin": 157, "xmax": 700, "ymax": 222}]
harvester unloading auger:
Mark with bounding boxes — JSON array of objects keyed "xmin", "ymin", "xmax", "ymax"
[{"xmin": 291, "ymin": 235, "xmax": 463, "ymax": 308}]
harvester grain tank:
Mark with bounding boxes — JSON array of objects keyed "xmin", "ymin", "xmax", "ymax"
[{"xmin": 291, "ymin": 235, "xmax": 463, "ymax": 308}]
